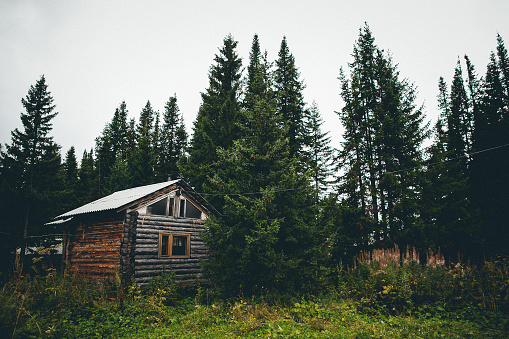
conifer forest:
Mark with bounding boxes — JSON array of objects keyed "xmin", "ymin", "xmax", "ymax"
[{"xmin": 1, "ymin": 25, "xmax": 509, "ymax": 337}]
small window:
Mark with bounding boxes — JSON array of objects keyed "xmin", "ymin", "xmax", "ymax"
[
  {"xmin": 159, "ymin": 233, "xmax": 190, "ymax": 258},
  {"xmin": 147, "ymin": 197, "xmax": 175, "ymax": 216},
  {"xmin": 147, "ymin": 198, "xmax": 167, "ymax": 215},
  {"xmin": 179, "ymin": 198, "xmax": 202, "ymax": 219}
]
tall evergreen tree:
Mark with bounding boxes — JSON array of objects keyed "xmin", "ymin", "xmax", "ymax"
[
  {"xmin": 202, "ymin": 49, "xmax": 317, "ymax": 296},
  {"xmin": 0, "ymin": 75, "xmax": 61, "ymax": 265},
  {"xmin": 181, "ymin": 35, "xmax": 243, "ymax": 195},
  {"xmin": 471, "ymin": 38, "xmax": 509, "ymax": 256},
  {"xmin": 158, "ymin": 95, "xmax": 187, "ymax": 181},
  {"xmin": 137, "ymin": 100, "xmax": 155, "ymax": 138},
  {"xmin": 95, "ymin": 101, "xmax": 130, "ymax": 194},
  {"xmin": 303, "ymin": 101, "xmax": 334, "ymax": 200},
  {"xmin": 128, "ymin": 101, "xmax": 158, "ymax": 187},
  {"xmin": 422, "ymin": 66, "xmax": 481, "ymax": 259},
  {"xmin": 77, "ymin": 149, "xmax": 99, "ymax": 205},
  {"xmin": 274, "ymin": 36, "xmax": 306, "ymax": 160},
  {"xmin": 336, "ymin": 24, "xmax": 427, "ymax": 251},
  {"xmin": 61, "ymin": 146, "xmax": 79, "ymax": 211}
]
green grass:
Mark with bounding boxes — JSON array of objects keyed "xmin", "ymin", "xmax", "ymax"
[{"xmin": 1, "ymin": 250, "xmax": 508, "ymax": 338}]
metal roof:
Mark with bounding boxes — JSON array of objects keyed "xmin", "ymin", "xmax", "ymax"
[{"xmin": 56, "ymin": 180, "xmax": 181, "ymax": 219}]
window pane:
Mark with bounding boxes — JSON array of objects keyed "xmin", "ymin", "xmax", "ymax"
[
  {"xmin": 179, "ymin": 199, "xmax": 185, "ymax": 217},
  {"xmin": 148, "ymin": 198, "xmax": 167, "ymax": 215},
  {"xmin": 185, "ymin": 201, "xmax": 202, "ymax": 219},
  {"xmin": 172, "ymin": 236, "xmax": 187, "ymax": 256},
  {"xmin": 161, "ymin": 235, "xmax": 169, "ymax": 256},
  {"xmin": 169, "ymin": 198, "xmax": 174, "ymax": 216}
]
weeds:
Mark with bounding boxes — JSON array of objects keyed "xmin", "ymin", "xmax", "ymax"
[{"xmin": 0, "ymin": 246, "xmax": 508, "ymax": 338}]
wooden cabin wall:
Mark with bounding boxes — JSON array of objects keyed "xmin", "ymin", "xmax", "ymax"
[
  {"xmin": 66, "ymin": 216, "xmax": 125, "ymax": 279},
  {"xmin": 133, "ymin": 214, "xmax": 209, "ymax": 285}
]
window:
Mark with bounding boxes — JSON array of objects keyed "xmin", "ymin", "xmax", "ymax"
[
  {"xmin": 147, "ymin": 197, "xmax": 175, "ymax": 216},
  {"xmin": 159, "ymin": 233, "xmax": 190, "ymax": 258},
  {"xmin": 179, "ymin": 198, "xmax": 202, "ymax": 219}
]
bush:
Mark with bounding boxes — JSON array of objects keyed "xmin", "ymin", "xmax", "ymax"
[{"xmin": 337, "ymin": 244, "xmax": 509, "ymax": 322}]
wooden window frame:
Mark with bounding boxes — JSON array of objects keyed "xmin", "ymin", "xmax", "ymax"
[{"xmin": 159, "ymin": 233, "xmax": 190, "ymax": 259}]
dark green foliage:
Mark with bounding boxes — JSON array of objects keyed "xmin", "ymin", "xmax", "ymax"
[
  {"xmin": 422, "ymin": 63, "xmax": 482, "ymax": 260},
  {"xmin": 95, "ymin": 101, "xmax": 131, "ymax": 194},
  {"xmin": 0, "ymin": 254, "xmax": 507, "ymax": 338},
  {"xmin": 0, "ymin": 75, "xmax": 63, "ymax": 266},
  {"xmin": 303, "ymin": 101, "xmax": 334, "ymax": 200},
  {"xmin": 336, "ymin": 24, "xmax": 428, "ymax": 253},
  {"xmin": 274, "ymin": 36, "xmax": 307, "ymax": 160},
  {"xmin": 76, "ymin": 149, "xmax": 99, "ymax": 205},
  {"xmin": 336, "ymin": 246, "xmax": 509, "ymax": 328},
  {"xmin": 128, "ymin": 102, "xmax": 158, "ymax": 187},
  {"xmin": 202, "ymin": 37, "xmax": 318, "ymax": 297},
  {"xmin": 157, "ymin": 95, "xmax": 187, "ymax": 181},
  {"xmin": 181, "ymin": 34, "xmax": 244, "ymax": 196},
  {"xmin": 470, "ymin": 36, "xmax": 509, "ymax": 256}
]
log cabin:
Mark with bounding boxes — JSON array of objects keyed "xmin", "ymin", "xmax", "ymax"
[{"xmin": 51, "ymin": 179, "xmax": 218, "ymax": 285}]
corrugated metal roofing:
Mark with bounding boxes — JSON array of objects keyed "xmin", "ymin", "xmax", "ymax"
[{"xmin": 56, "ymin": 179, "xmax": 180, "ymax": 219}]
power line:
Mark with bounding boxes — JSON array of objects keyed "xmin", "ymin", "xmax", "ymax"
[
  {"xmin": 199, "ymin": 188, "xmax": 302, "ymax": 197},
  {"xmin": 386, "ymin": 143, "xmax": 509, "ymax": 175}
]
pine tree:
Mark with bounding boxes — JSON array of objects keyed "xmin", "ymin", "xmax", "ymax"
[
  {"xmin": 422, "ymin": 67, "xmax": 481, "ymax": 259},
  {"xmin": 128, "ymin": 101, "xmax": 158, "ymax": 187},
  {"xmin": 274, "ymin": 36, "xmax": 306, "ymax": 160},
  {"xmin": 471, "ymin": 38, "xmax": 509, "ymax": 256},
  {"xmin": 77, "ymin": 149, "xmax": 99, "ymax": 205},
  {"xmin": 0, "ymin": 75, "xmax": 61, "ymax": 265},
  {"xmin": 158, "ymin": 95, "xmax": 187, "ymax": 181},
  {"xmin": 137, "ymin": 100, "xmax": 155, "ymax": 138},
  {"xmin": 95, "ymin": 101, "xmax": 130, "ymax": 194},
  {"xmin": 303, "ymin": 101, "xmax": 334, "ymax": 201},
  {"xmin": 337, "ymin": 24, "xmax": 427, "ymax": 251},
  {"xmin": 202, "ymin": 50, "xmax": 317, "ymax": 296},
  {"xmin": 61, "ymin": 146, "xmax": 79, "ymax": 211},
  {"xmin": 181, "ymin": 35, "xmax": 243, "ymax": 195}
]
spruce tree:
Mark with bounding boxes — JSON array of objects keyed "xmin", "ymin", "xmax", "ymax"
[
  {"xmin": 336, "ymin": 24, "xmax": 427, "ymax": 251},
  {"xmin": 471, "ymin": 39, "xmax": 509, "ymax": 256},
  {"xmin": 274, "ymin": 36, "xmax": 306, "ymax": 160},
  {"xmin": 202, "ymin": 40, "xmax": 317, "ymax": 296},
  {"xmin": 77, "ymin": 149, "xmax": 99, "ymax": 205},
  {"xmin": 128, "ymin": 101, "xmax": 158, "ymax": 187},
  {"xmin": 0, "ymin": 75, "xmax": 61, "ymax": 265},
  {"xmin": 158, "ymin": 95, "xmax": 187, "ymax": 181},
  {"xmin": 95, "ymin": 101, "xmax": 130, "ymax": 194},
  {"xmin": 61, "ymin": 146, "xmax": 79, "ymax": 211},
  {"xmin": 422, "ymin": 67, "xmax": 481, "ymax": 259},
  {"xmin": 303, "ymin": 101, "xmax": 334, "ymax": 201},
  {"xmin": 181, "ymin": 35, "xmax": 243, "ymax": 195},
  {"xmin": 137, "ymin": 100, "xmax": 155, "ymax": 138}
]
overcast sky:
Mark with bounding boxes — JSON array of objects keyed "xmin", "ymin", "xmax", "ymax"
[{"xmin": 1, "ymin": 1, "xmax": 508, "ymax": 159}]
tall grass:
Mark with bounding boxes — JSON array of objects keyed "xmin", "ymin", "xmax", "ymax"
[
  {"xmin": 0, "ymin": 246, "xmax": 508, "ymax": 338},
  {"xmin": 338, "ymin": 244, "xmax": 509, "ymax": 324}
]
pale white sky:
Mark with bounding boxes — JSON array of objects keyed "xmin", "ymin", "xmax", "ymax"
[{"xmin": 1, "ymin": 1, "xmax": 508, "ymax": 159}]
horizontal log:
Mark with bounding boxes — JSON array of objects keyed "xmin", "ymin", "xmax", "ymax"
[
  {"xmin": 134, "ymin": 263, "xmax": 202, "ymax": 271},
  {"xmin": 134, "ymin": 238, "xmax": 158, "ymax": 244},
  {"xmin": 138, "ymin": 215, "xmax": 205, "ymax": 224},
  {"xmin": 134, "ymin": 257, "xmax": 201, "ymax": 264},
  {"xmin": 136, "ymin": 228, "xmax": 203, "ymax": 235},
  {"xmin": 137, "ymin": 222, "xmax": 204, "ymax": 230},
  {"xmin": 69, "ymin": 252, "xmax": 120, "ymax": 259},
  {"xmin": 134, "ymin": 268, "xmax": 201, "ymax": 277}
]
